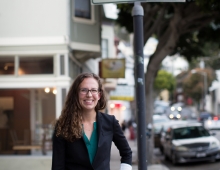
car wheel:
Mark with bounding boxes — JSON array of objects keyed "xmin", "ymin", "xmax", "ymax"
[
  {"xmin": 209, "ymin": 157, "xmax": 216, "ymax": 163},
  {"xmin": 171, "ymin": 153, "xmax": 177, "ymax": 165},
  {"xmin": 164, "ymin": 153, "xmax": 169, "ymax": 161}
]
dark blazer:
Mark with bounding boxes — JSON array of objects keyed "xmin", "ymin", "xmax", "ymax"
[{"xmin": 52, "ymin": 112, "xmax": 132, "ymax": 170}]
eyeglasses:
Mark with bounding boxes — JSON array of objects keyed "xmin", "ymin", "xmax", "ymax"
[{"xmin": 79, "ymin": 88, "xmax": 99, "ymax": 95}]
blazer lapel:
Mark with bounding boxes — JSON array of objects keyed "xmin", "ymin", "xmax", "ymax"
[
  {"xmin": 96, "ymin": 112, "xmax": 103, "ymax": 147},
  {"xmin": 92, "ymin": 112, "xmax": 103, "ymax": 166}
]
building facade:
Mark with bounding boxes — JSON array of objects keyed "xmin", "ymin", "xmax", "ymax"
[
  {"xmin": 209, "ymin": 70, "xmax": 220, "ymax": 115},
  {"xmin": 0, "ymin": 0, "xmax": 102, "ymax": 154}
]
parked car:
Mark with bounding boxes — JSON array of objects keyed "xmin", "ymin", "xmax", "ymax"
[
  {"xmin": 159, "ymin": 120, "xmax": 188, "ymax": 154},
  {"xmin": 153, "ymin": 114, "xmax": 170, "ymax": 125},
  {"xmin": 162, "ymin": 122, "xmax": 220, "ymax": 165},
  {"xmin": 204, "ymin": 116, "xmax": 220, "ymax": 130},
  {"xmin": 153, "ymin": 115, "xmax": 170, "ymax": 148},
  {"xmin": 198, "ymin": 112, "xmax": 213, "ymax": 124}
]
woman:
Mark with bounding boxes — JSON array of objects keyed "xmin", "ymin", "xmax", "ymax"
[{"xmin": 52, "ymin": 73, "xmax": 132, "ymax": 170}]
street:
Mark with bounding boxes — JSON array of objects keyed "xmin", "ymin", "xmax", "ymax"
[
  {"xmin": 159, "ymin": 130, "xmax": 220, "ymax": 170},
  {"xmin": 162, "ymin": 158, "xmax": 220, "ymax": 170}
]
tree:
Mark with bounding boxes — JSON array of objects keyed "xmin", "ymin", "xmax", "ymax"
[
  {"xmin": 189, "ymin": 55, "xmax": 220, "ymax": 71},
  {"xmin": 182, "ymin": 68, "xmax": 215, "ymax": 109},
  {"xmin": 154, "ymin": 69, "xmax": 176, "ymax": 98},
  {"xmin": 116, "ymin": 0, "xmax": 220, "ymax": 164}
]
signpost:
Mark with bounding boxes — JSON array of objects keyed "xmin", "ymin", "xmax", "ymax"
[
  {"xmin": 131, "ymin": 3, "xmax": 147, "ymax": 170},
  {"xmin": 92, "ymin": 0, "xmax": 185, "ymax": 4},
  {"xmin": 92, "ymin": 0, "xmax": 185, "ymax": 170}
]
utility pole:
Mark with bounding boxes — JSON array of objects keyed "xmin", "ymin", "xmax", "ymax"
[
  {"xmin": 202, "ymin": 72, "xmax": 207, "ymax": 111},
  {"xmin": 132, "ymin": 2, "xmax": 147, "ymax": 170},
  {"xmin": 92, "ymin": 1, "xmax": 185, "ymax": 169}
]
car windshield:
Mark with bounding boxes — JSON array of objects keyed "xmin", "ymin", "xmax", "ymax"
[{"xmin": 173, "ymin": 126, "xmax": 210, "ymax": 140}]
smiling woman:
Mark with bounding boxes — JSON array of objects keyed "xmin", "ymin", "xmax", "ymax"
[{"xmin": 52, "ymin": 72, "xmax": 132, "ymax": 170}]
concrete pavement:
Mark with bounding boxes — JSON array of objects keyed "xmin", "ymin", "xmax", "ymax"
[
  {"xmin": 0, "ymin": 156, "xmax": 52, "ymax": 170},
  {"xmin": 111, "ymin": 139, "xmax": 169, "ymax": 170},
  {"xmin": 0, "ymin": 139, "xmax": 169, "ymax": 170}
]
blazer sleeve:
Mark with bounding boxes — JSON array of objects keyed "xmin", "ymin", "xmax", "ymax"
[
  {"xmin": 51, "ymin": 130, "xmax": 66, "ymax": 170},
  {"xmin": 112, "ymin": 116, "xmax": 132, "ymax": 165}
]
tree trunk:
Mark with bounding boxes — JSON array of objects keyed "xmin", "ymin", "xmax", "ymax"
[
  {"xmin": 141, "ymin": 2, "xmax": 216, "ymax": 164},
  {"xmin": 145, "ymin": 27, "xmax": 180, "ymax": 164}
]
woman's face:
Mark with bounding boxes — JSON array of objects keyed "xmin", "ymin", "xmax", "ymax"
[{"xmin": 78, "ymin": 77, "xmax": 101, "ymax": 112}]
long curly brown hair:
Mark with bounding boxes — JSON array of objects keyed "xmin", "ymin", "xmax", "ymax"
[{"xmin": 55, "ymin": 72, "xmax": 106, "ymax": 142}]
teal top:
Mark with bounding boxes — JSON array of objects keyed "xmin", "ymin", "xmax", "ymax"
[{"xmin": 83, "ymin": 122, "xmax": 98, "ymax": 164}]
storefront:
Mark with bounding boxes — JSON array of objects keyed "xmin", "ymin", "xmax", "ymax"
[{"xmin": 0, "ymin": 44, "xmax": 72, "ymax": 154}]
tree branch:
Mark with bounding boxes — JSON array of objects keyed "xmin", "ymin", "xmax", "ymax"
[
  {"xmin": 143, "ymin": 3, "xmax": 160, "ymax": 26},
  {"xmin": 181, "ymin": 15, "xmax": 218, "ymax": 34},
  {"xmin": 143, "ymin": 4, "xmax": 168, "ymax": 43}
]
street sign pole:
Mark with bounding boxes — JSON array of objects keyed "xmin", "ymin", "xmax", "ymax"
[
  {"xmin": 92, "ymin": 0, "xmax": 185, "ymax": 4},
  {"xmin": 132, "ymin": 2, "xmax": 147, "ymax": 170},
  {"xmin": 92, "ymin": 1, "xmax": 185, "ymax": 170}
]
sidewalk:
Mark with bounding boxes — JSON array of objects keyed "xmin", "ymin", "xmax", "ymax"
[
  {"xmin": 110, "ymin": 139, "xmax": 169, "ymax": 170},
  {"xmin": 0, "ymin": 140, "xmax": 170, "ymax": 170},
  {"xmin": 0, "ymin": 156, "xmax": 51, "ymax": 170}
]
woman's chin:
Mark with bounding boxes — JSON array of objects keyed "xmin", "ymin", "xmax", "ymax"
[{"xmin": 82, "ymin": 106, "xmax": 95, "ymax": 111}]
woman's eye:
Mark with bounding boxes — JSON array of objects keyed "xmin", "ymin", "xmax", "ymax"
[
  {"xmin": 81, "ymin": 89, "xmax": 87, "ymax": 92},
  {"xmin": 92, "ymin": 89, "xmax": 98, "ymax": 93}
]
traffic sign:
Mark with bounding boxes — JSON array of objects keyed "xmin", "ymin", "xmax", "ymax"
[{"xmin": 92, "ymin": 0, "xmax": 185, "ymax": 5}]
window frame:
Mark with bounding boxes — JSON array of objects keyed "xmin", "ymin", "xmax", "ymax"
[
  {"xmin": 0, "ymin": 55, "xmax": 56, "ymax": 77},
  {"xmin": 72, "ymin": 0, "xmax": 95, "ymax": 24},
  {"xmin": 18, "ymin": 56, "xmax": 54, "ymax": 76},
  {"xmin": 0, "ymin": 56, "xmax": 15, "ymax": 76}
]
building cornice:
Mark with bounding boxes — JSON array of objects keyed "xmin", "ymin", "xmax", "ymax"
[{"xmin": 0, "ymin": 36, "xmax": 68, "ymax": 46}]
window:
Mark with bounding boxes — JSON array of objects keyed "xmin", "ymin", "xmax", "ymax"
[
  {"xmin": 19, "ymin": 56, "xmax": 53, "ymax": 75},
  {"xmin": 73, "ymin": 0, "xmax": 94, "ymax": 23},
  {"xmin": 75, "ymin": 0, "xmax": 91, "ymax": 19},
  {"xmin": 101, "ymin": 39, "xmax": 108, "ymax": 58},
  {"xmin": 0, "ymin": 97, "xmax": 14, "ymax": 128},
  {"xmin": 173, "ymin": 126, "xmax": 210, "ymax": 140},
  {"xmin": 0, "ymin": 57, "xmax": 14, "ymax": 75}
]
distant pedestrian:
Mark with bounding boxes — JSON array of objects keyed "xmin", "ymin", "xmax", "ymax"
[
  {"xmin": 128, "ymin": 120, "xmax": 135, "ymax": 140},
  {"xmin": 52, "ymin": 72, "xmax": 132, "ymax": 170},
  {"xmin": 121, "ymin": 120, "xmax": 127, "ymax": 132}
]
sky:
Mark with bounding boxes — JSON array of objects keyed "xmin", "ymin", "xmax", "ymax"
[{"xmin": 103, "ymin": 4, "xmax": 118, "ymax": 19}]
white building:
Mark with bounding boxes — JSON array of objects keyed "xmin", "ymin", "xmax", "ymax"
[
  {"xmin": 0, "ymin": 0, "xmax": 102, "ymax": 154},
  {"xmin": 209, "ymin": 70, "xmax": 220, "ymax": 115}
]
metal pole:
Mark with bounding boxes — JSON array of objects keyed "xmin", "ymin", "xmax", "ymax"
[
  {"xmin": 132, "ymin": 2, "xmax": 147, "ymax": 170},
  {"xmin": 203, "ymin": 72, "xmax": 207, "ymax": 111}
]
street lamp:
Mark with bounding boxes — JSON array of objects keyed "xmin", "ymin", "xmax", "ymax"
[{"xmin": 191, "ymin": 69, "xmax": 207, "ymax": 111}]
